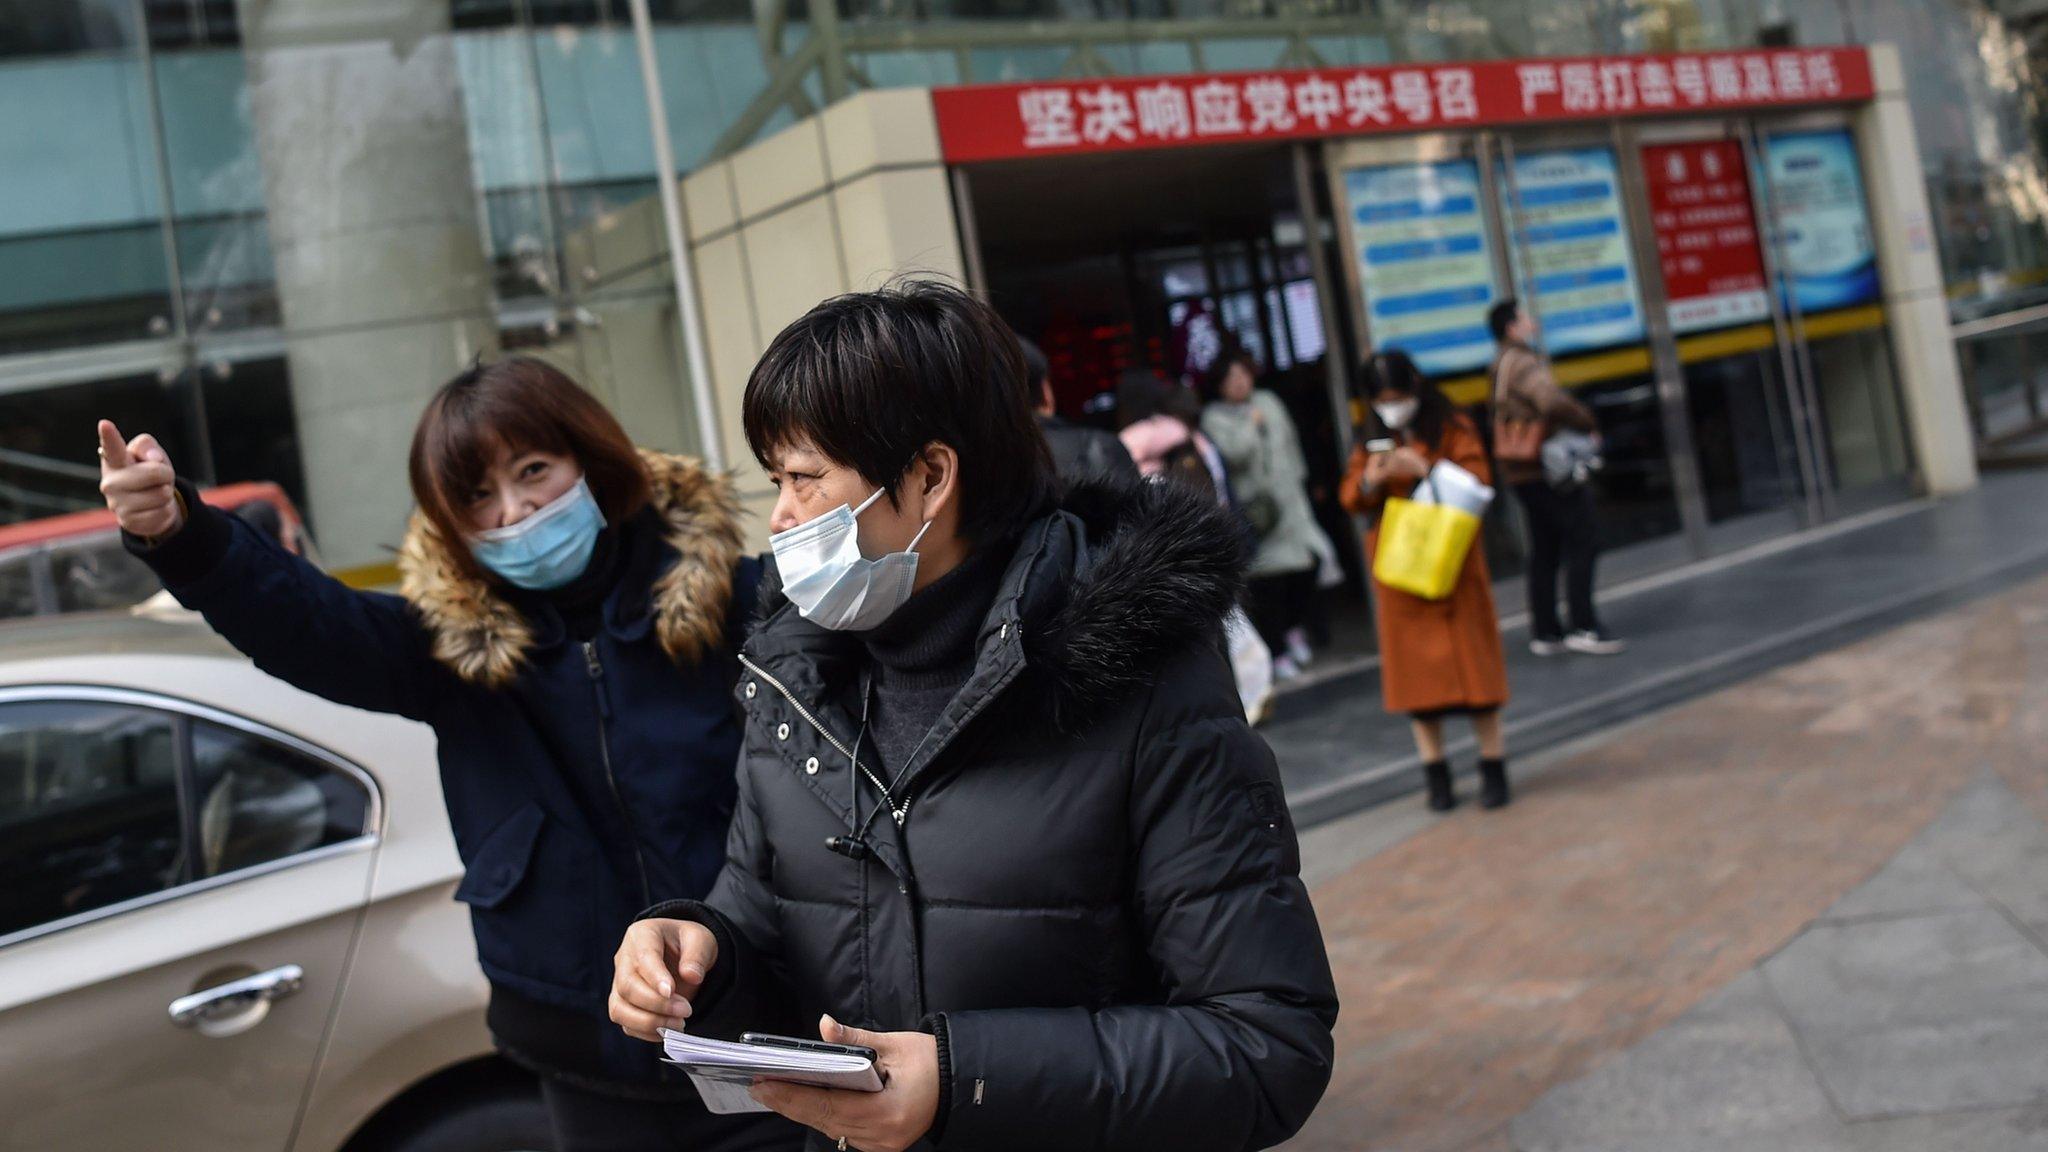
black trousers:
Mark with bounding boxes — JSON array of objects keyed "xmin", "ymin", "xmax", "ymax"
[
  {"xmin": 1246, "ymin": 567, "xmax": 1318, "ymax": 656},
  {"xmin": 1513, "ymin": 482, "xmax": 1602, "ymax": 639},
  {"xmin": 541, "ymin": 1077, "xmax": 806, "ymax": 1152}
]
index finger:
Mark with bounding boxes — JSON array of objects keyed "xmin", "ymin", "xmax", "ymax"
[{"xmin": 97, "ymin": 421, "xmax": 129, "ymax": 471}]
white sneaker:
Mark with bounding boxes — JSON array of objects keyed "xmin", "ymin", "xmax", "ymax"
[
  {"xmin": 1284, "ymin": 628, "xmax": 1314, "ymax": 668},
  {"xmin": 1565, "ymin": 630, "xmax": 1626, "ymax": 656},
  {"xmin": 1529, "ymin": 636, "xmax": 1567, "ymax": 657},
  {"xmin": 1273, "ymin": 655, "xmax": 1305, "ymax": 681}
]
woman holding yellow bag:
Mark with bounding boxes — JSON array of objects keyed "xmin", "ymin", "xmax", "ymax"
[{"xmin": 1341, "ymin": 351, "xmax": 1512, "ymax": 811}]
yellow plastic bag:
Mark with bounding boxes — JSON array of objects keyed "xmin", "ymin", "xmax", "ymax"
[{"xmin": 1372, "ymin": 497, "xmax": 1481, "ymax": 601}]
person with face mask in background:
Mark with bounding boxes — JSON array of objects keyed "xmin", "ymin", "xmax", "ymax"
[
  {"xmin": 96, "ymin": 358, "xmax": 801, "ymax": 1152},
  {"xmin": 1341, "ymin": 351, "xmax": 1513, "ymax": 812},
  {"xmin": 607, "ymin": 281, "xmax": 1337, "ymax": 1152}
]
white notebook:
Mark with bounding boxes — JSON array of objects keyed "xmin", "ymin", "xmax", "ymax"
[{"xmin": 660, "ymin": 1028, "xmax": 885, "ymax": 1114}]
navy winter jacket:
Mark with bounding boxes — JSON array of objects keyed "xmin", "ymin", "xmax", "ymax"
[{"xmin": 128, "ymin": 452, "xmax": 759, "ymax": 1094}]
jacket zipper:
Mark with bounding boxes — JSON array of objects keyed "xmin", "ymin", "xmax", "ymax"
[
  {"xmin": 586, "ymin": 641, "xmax": 652, "ymax": 908},
  {"xmin": 738, "ymin": 654, "xmax": 904, "ymax": 822}
]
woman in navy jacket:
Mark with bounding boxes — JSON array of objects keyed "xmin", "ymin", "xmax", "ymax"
[{"xmin": 98, "ymin": 357, "xmax": 798, "ymax": 1152}]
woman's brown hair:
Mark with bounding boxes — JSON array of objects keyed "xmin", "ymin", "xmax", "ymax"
[{"xmin": 408, "ymin": 356, "xmax": 651, "ymax": 577}]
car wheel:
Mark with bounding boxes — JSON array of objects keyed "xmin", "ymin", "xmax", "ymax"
[{"xmin": 378, "ymin": 1091, "xmax": 554, "ymax": 1152}]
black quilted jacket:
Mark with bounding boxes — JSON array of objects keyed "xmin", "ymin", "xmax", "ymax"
[{"xmin": 644, "ymin": 478, "xmax": 1339, "ymax": 1150}]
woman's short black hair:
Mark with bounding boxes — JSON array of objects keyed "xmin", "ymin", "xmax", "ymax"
[
  {"xmin": 743, "ymin": 280, "xmax": 1058, "ymax": 542},
  {"xmin": 1361, "ymin": 349, "xmax": 1453, "ymax": 450},
  {"xmin": 1487, "ymin": 298, "xmax": 1522, "ymax": 343}
]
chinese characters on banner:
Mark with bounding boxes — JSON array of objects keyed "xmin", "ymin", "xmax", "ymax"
[
  {"xmin": 933, "ymin": 48, "xmax": 1872, "ymax": 163},
  {"xmin": 1642, "ymin": 140, "xmax": 1771, "ymax": 334}
]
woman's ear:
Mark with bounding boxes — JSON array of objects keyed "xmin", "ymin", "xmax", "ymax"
[{"xmin": 915, "ymin": 441, "xmax": 961, "ymax": 521}]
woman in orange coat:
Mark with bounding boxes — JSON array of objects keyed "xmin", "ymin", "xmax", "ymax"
[{"xmin": 1342, "ymin": 351, "xmax": 1512, "ymax": 810}]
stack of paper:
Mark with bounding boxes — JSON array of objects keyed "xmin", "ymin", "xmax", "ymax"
[
  {"xmin": 1413, "ymin": 458, "xmax": 1495, "ymax": 518},
  {"xmin": 660, "ymin": 1029, "xmax": 883, "ymax": 1114}
]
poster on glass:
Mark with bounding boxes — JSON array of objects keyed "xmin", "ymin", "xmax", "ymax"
[
  {"xmin": 1342, "ymin": 159, "xmax": 1499, "ymax": 376},
  {"xmin": 1501, "ymin": 147, "xmax": 1647, "ymax": 356},
  {"xmin": 1762, "ymin": 129, "xmax": 1880, "ymax": 314}
]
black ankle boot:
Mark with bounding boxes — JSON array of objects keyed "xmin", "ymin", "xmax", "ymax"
[
  {"xmin": 1423, "ymin": 760, "xmax": 1458, "ymax": 812},
  {"xmin": 1479, "ymin": 757, "xmax": 1511, "ymax": 809}
]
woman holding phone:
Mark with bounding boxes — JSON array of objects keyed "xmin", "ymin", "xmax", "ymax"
[
  {"xmin": 608, "ymin": 281, "xmax": 1337, "ymax": 1152},
  {"xmin": 1342, "ymin": 350, "xmax": 1512, "ymax": 812},
  {"xmin": 97, "ymin": 358, "xmax": 799, "ymax": 1151}
]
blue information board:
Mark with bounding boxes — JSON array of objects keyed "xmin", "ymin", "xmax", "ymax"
[
  {"xmin": 1503, "ymin": 147, "xmax": 1646, "ymax": 356},
  {"xmin": 1343, "ymin": 160, "xmax": 1500, "ymax": 377},
  {"xmin": 1763, "ymin": 129, "xmax": 1880, "ymax": 314}
]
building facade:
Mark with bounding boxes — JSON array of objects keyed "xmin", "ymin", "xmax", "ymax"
[{"xmin": 0, "ymin": 0, "xmax": 2041, "ymax": 584}]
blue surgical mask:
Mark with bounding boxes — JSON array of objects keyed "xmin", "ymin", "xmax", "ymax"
[
  {"xmin": 469, "ymin": 476, "xmax": 606, "ymax": 591},
  {"xmin": 771, "ymin": 488, "xmax": 932, "ymax": 632}
]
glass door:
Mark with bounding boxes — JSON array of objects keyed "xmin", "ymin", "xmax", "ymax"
[
  {"xmin": 1625, "ymin": 120, "xmax": 1818, "ymax": 547},
  {"xmin": 1751, "ymin": 115, "xmax": 1914, "ymax": 506}
]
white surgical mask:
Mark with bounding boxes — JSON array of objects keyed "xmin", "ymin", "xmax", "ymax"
[
  {"xmin": 771, "ymin": 488, "xmax": 933, "ymax": 632},
  {"xmin": 1374, "ymin": 398, "xmax": 1419, "ymax": 431}
]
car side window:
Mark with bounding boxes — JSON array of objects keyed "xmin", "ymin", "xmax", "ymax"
[
  {"xmin": 50, "ymin": 540, "xmax": 164, "ymax": 615},
  {"xmin": 0, "ymin": 701, "xmax": 183, "ymax": 938},
  {"xmin": 189, "ymin": 719, "xmax": 371, "ymax": 879}
]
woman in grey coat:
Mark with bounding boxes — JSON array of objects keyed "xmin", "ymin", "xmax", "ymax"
[{"xmin": 1200, "ymin": 351, "xmax": 1336, "ymax": 676}]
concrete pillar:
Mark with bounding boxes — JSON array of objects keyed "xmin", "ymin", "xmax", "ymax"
[
  {"xmin": 235, "ymin": 0, "xmax": 499, "ymax": 569},
  {"xmin": 681, "ymin": 88, "xmax": 963, "ymax": 544},
  {"xmin": 1856, "ymin": 43, "xmax": 1978, "ymax": 496}
]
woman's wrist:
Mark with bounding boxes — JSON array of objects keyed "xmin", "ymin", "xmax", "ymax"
[{"xmin": 137, "ymin": 488, "xmax": 190, "ymax": 549}]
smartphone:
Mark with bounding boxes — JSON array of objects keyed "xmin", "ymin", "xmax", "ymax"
[
  {"xmin": 1365, "ymin": 438, "xmax": 1397, "ymax": 455},
  {"xmin": 740, "ymin": 1032, "xmax": 880, "ymax": 1063}
]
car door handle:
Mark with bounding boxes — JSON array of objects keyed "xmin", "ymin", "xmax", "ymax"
[{"xmin": 168, "ymin": 964, "xmax": 305, "ymax": 1027}]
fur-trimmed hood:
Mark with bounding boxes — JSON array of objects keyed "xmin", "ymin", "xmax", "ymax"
[
  {"xmin": 397, "ymin": 450, "xmax": 744, "ymax": 688},
  {"xmin": 1019, "ymin": 476, "xmax": 1249, "ymax": 726}
]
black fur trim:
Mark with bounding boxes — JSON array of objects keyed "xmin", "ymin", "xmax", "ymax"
[{"xmin": 1025, "ymin": 475, "xmax": 1250, "ymax": 730}]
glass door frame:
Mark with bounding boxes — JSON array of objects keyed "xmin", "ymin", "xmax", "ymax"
[
  {"xmin": 1749, "ymin": 106, "xmax": 1919, "ymax": 507},
  {"xmin": 1619, "ymin": 115, "xmax": 1835, "ymax": 551}
]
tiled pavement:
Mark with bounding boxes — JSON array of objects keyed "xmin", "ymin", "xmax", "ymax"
[{"xmin": 1281, "ymin": 565, "xmax": 2048, "ymax": 1152}]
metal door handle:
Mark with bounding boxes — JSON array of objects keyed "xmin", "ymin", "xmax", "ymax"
[{"xmin": 169, "ymin": 964, "xmax": 305, "ymax": 1027}]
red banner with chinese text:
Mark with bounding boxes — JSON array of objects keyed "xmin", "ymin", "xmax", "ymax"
[{"xmin": 931, "ymin": 48, "xmax": 1873, "ymax": 163}]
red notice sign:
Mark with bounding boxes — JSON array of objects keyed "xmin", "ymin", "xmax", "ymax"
[
  {"xmin": 931, "ymin": 47, "xmax": 1873, "ymax": 163},
  {"xmin": 1641, "ymin": 139, "xmax": 1771, "ymax": 333}
]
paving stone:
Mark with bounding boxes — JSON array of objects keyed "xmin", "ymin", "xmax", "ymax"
[
  {"xmin": 1821, "ymin": 836, "xmax": 1983, "ymax": 923},
  {"xmin": 1509, "ymin": 973, "xmax": 1835, "ymax": 1152},
  {"xmin": 1845, "ymin": 1106, "xmax": 2048, "ymax": 1152},
  {"xmin": 1920, "ymin": 774, "xmax": 2048, "ymax": 937},
  {"xmin": 1285, "ymin": 568, "xmax": 2048, "ymax": 1152},
  {"xmin": 1762, "ymin": 909, "xmax": 2048, "ymax": 1117}
]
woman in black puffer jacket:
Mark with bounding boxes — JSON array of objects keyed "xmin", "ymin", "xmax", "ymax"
[{"xmin": 610, "ymin": 282, "xmax": 1338, "ymax": 1152}]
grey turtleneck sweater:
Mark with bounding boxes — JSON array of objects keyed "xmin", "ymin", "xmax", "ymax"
[{"xmin": 853, "ymin": 536, "xmax": 1016, "ymax": 785}]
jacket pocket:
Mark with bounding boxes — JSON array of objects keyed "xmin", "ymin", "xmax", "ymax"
[
  {"xmin": 455, "ymin": 803, "xmax": 545, "ymax": 909},
  {"xmin": 454, "ymin": 802, "xmax": 593, "ymax": 994}
]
